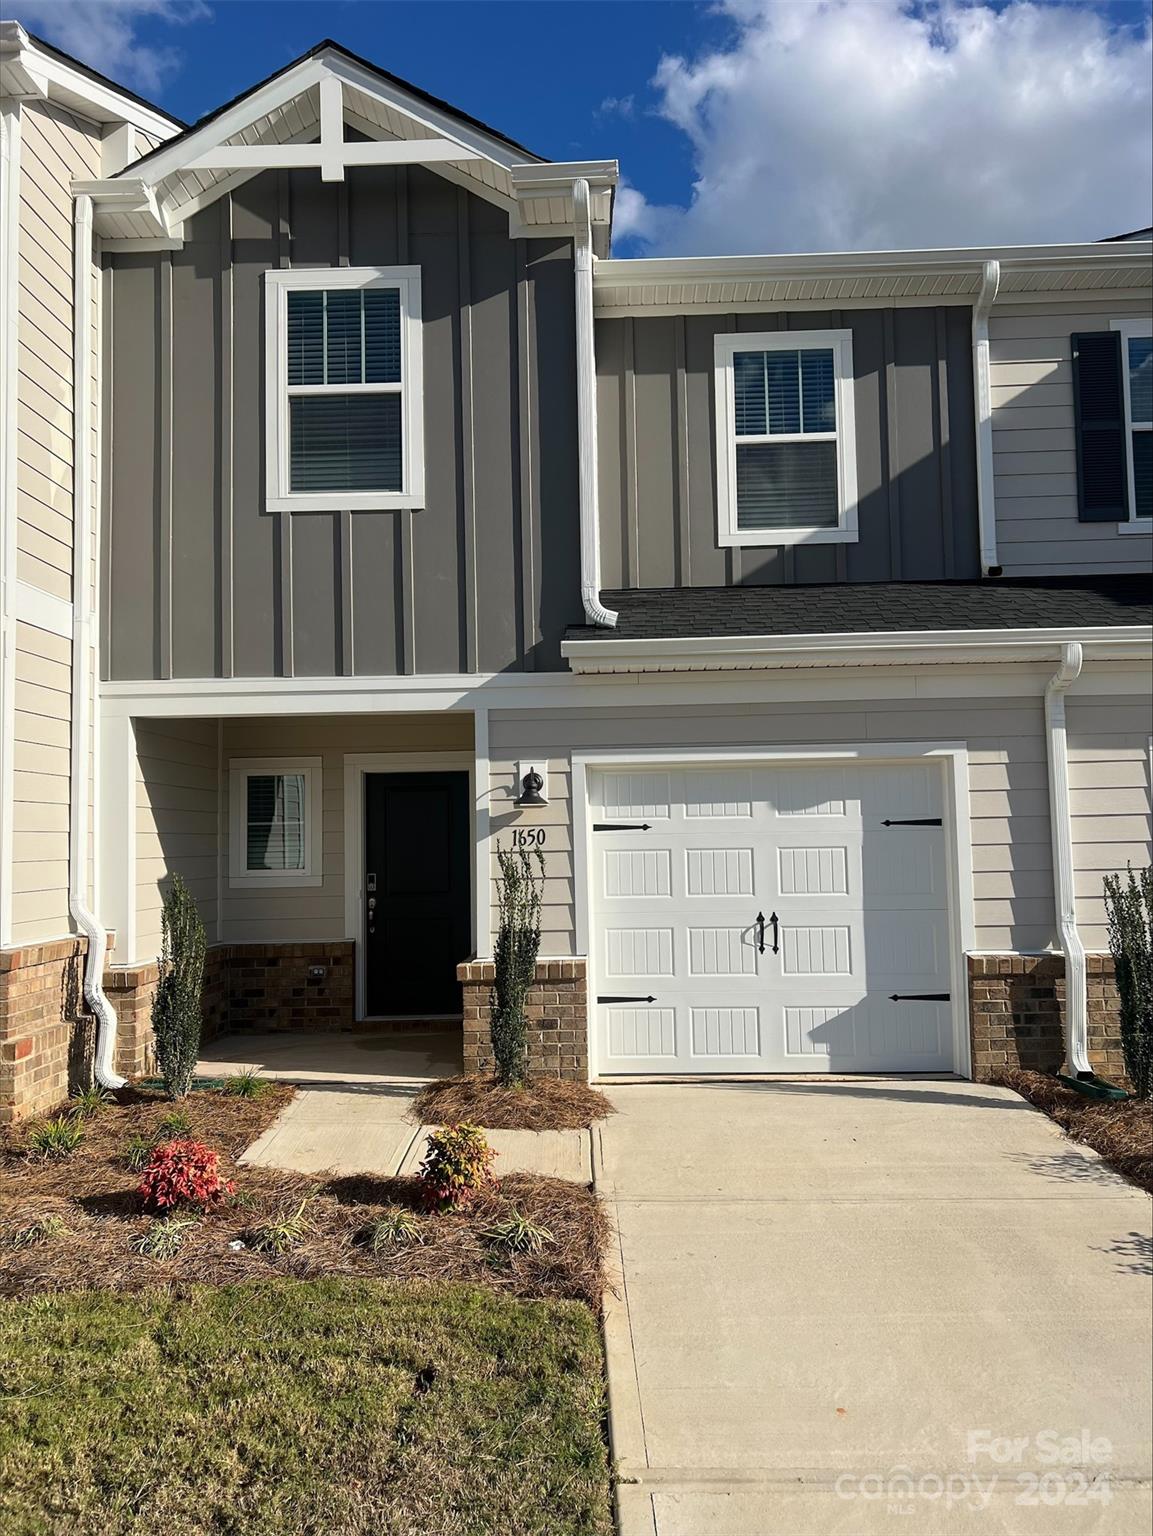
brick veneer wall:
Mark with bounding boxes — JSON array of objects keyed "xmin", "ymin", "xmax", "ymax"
[
  {"xmin": 458, "ymin": 959, "xmax": 588, "ymax": 1080},
  {"xmin": 968, "ymin": 954, "xmax": 1128, "ymax": 1087},
  {"xmin": 0, "ymin": 939, "xmax": 90, "ymax": 1126}
]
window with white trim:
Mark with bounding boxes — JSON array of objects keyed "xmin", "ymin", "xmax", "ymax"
[
  {"xmin": 229, "ymin": 759, "xmax": 322, "ymax": 887},
  {"xmin": 265, "ymin": 268, "xmax": 423, "ymax": 512},
  {"xmin": 714, "ymin": 329, "xmax": 858, "ymax": 546},
  {"xmin": 1113, "ymin": 319, "xmax": 1152, "ymax": 527}
]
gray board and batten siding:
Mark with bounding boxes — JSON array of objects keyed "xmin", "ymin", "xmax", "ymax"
[
  {"xmin": 101, "ymin": 165, "xmax": 581, "ymax": 681},
  {"xmin": 595, "ymin": 307, "xmax": 979, "ymax": 588}
]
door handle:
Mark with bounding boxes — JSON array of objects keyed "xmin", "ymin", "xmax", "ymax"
[
  {"xmin": 769, "ymin": 912, "xmax": 780, "ymax": 955},
  {"xmin": 755, "ymin": 912, "xmax": 766, "ymax": 954}
]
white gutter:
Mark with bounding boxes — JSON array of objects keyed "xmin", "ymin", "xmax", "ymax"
[
  {"xmin": 1044, "ymin": 641, "xmax": 1090, "ymax": 1078},
  {"xmin": 69, "ymin": 192, "xmax": 124, "ymax": 1090},
  {"xmin": 972, "ymin": 259, "xmax": 1001, "ymax": 576},
  {"xmin": 573, "ymin": 177, "xmax": 616, "ymax": 628}
]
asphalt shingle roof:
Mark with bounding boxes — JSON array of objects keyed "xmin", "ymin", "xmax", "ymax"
[{"xmin": 565, "ymin": 576, "xmax": 1152, "ymax": 643}]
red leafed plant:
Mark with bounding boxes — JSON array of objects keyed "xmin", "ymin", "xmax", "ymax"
[
  {"xmin": 417, "ymin": 1123, "xmax": 496, "ymax": 1211},
  {"xmin": 138, "ymin": 1138, "xmax": 235, "ymax": 1211}
]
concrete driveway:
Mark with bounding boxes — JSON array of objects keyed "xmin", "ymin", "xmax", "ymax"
[{"xmin": 598, "ymin": 1079, "xmax": 1152, "ymax": 1535}]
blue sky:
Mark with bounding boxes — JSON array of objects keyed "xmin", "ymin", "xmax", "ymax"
[{"xmin": 14, "ymin": 1, "xmax": 1153, "ymax": 253}]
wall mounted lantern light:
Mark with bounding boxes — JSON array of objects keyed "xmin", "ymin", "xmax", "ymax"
[{"xmin": 515, "ymin": 761, "xmax": 548, "ymax": 807}]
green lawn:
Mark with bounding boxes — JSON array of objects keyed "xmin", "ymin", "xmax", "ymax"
[{"xmin": 0, "ymin": 1278, "xmax": 612, "ymax": 1536}]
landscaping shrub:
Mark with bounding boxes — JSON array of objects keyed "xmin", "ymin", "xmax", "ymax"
[
  {"xmin": 151, "ymin": 873, "xmax": 206, "ymax": 1099},
  {"xmin": 364, "ymin": 1209, "xmax": 425, "ymax": 1250},
  {"xmin": 155, "ymin": 1110, "xmax": 192, "ymax": 1139},
  {"xmin": 483, "ymin": 1210, "xmax": 555, "ymax": 1254},
  {"xmin": 121, "ymin": 1135, "xmax": 153, "ymax": 1173},
  {"xmin": 418, "ymin": 1124, "xmax": 496, "ymax": 1211},
  {"xmin": 69, "ymin": 1087, "xmax": 113, "ymax": 1120},
  {"xmin": 131, "ymin": 1217, "xmax": 197, "ymax": 1260},
  {"xmin": 490, "ymin": 846, "xmax": 545, "ymax": 1087},
  {"xmin": 25, "ymin": 1116, "xmax": 84, "ymax": 1160},
  {"xmin": 220, "ymin": 1070, "xmax": 269, "ymax": 1100},
  {"xmin": 138, "ymin": 1139, "xmax": 234, "ymax": 1212},
  {"xmin": 249, "ymin": 1198, "xmax": 312, "ymax": 1254},
  {"xmin": 1104, "ymin": 864, "xmax": 1153, "ymax": 1099}
]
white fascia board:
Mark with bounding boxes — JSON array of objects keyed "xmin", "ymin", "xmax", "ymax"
[
  {"xmin": 74, "ymin": 176, "xmax": 171, "ymax": 237},
  {"xmin": 1, "ymin": 23, "xmax": 178, "ymax": 137},
  {"xmin": 562, "ymin": 626, "xmax": 1153, "ymax": 672},
  {"xmin": 511, "ymin": 160, "xmax": 618, "ymax": 189},
  {"xmin": 594, "ymin": 241, "xmax": 1153, "ymax": 289}
]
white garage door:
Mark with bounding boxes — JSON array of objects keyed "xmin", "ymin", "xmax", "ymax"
[{"xmin": 590, "ymin": 761, "xmax": 955, "ymax": 1075}]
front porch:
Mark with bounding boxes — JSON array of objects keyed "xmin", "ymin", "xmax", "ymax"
[{"xmin": 195, "ymin": 1027, "xmax": 462, "ymax": 1086}]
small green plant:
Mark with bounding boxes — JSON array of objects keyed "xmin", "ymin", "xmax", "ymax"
[
  {"xmin": 69, "ymin": 1086, "xmax": 113, "ymax": 1119},
  {"xmin": 131, "ymin": 1217, "xmax": 197, "ymax": 1260},
  {"xmin": 219, "ymin": 1070, "xmax": 269, "ymax": 1101},
  {"xmin": 490, "ymin": 847, "xmax": 546, "ymax": 1087},
  {"xmin": 11, "ymin": 1214, "xmax": 69, "ymax": 1247},
  {"xmin": 418, "ymin": 1123, "xmax": 496, "ymax": 1211},
  {"xmin": 122, "ymin": 1135, "xmax": 154, "ymax": 1173},
  {"xmin": 483, "ymin": 1210, "xmax": 555, "ymax": 1254},
  {"xmin": 1104, "ymin": 865, "xmax": 1153, "ymax": 1100},
  {"xmin": 364, "ymin": 1208, "xmax": 425, "ymax": 1251},
  {"xmin": 156, "ymin": 1109, "xmax": 193, "ymax": 1139},
  {"xmin": 249, "ymin": 1199, "xmax": 312, "ymax": 1254},
  {"xmin": 25, "ymin": 1116, "xmax": 84, "ymax": 1160},
  {"xmin": 152, "ymin": 872, "xmax": 206, "ymax": 1099}
]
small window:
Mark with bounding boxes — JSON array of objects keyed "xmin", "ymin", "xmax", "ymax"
[
  {"xmin": 265, "ymin": 268, "xmax": 423, "ymax": 512},
  {"xmin": 229, "ymin": 759, "xmax": 322, "ymax": 887},
  {"xmin": 1113, "ymin": 320, "xmax": 1152, "ymax": 528},
  {"xmin": 714, "ymin": 329, "xmax": 858, "ymax": 547}
]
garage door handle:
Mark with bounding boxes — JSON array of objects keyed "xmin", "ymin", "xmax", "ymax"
[
  {"xmin": 769, "ymin": 911, "xmax": 780, "ymax": 954},
  {"xmin": 755, "ymin": 912, "xmax": 766, "ymax": 954}
]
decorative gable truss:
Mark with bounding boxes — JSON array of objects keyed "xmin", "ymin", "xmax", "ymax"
[{"xmin": 74, "ymin": 42, "xmax": 617, "ymax": 250}]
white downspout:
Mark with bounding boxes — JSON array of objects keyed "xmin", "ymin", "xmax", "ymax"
[
  {"xmin": 1044, "ymin": 641, "xmax": 1090, "ymax": 1078},
  {"xmin": 573, "ymin": 178, "xmax": 616, "ymax": 627},
  {"xmin": 972, "ymin": 258, "xmax": 1001, "ymax": 577},
  {"xmin": 69, "ymin": 192, "xmax": 124, "ymax": 1089}
]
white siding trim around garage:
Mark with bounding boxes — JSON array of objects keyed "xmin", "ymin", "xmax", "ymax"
[{"xmin": 990, "ymin": 298, "xmax": 1153, "ymax": 576}]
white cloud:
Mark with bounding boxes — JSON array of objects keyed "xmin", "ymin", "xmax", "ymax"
[
  {"xmin": 16, "ymin": 1, "xmax": 209, "ymax": 94},
  {"xmin": 622, "ymin": 0, "xmax": 1153, "ymax": 254},
  {"xmin": 598, "ymin": 93, "xmax": 636, "ymax": 119}
]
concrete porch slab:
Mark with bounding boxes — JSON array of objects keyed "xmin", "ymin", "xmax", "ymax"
[{"xmin": 196, "ymin": 1028, "xmax": 462, "ymax": 1085}]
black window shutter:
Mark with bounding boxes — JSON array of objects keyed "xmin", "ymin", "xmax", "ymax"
[{"xmin": 1072, "ymin": 331, "xmax": 1130, "ymax": 521}]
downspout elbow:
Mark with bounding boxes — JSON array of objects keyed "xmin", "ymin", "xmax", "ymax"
[
  {"xmin": 573, "ymin": 178, "xmax": 616, "ymax": 628},
  {"xmin": 973, "ymin": 259, "xmax": 1001, "ymax": 578},
  {"xmin": 68, "ymin": 192, "xmax": 123, "ymax": 1089},
  {"xmin": 1044, "ymin": 640, "xmax": 1089, "ymax": 1078}
]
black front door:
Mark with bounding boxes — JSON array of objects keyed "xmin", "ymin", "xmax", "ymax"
[{"xmin": 364, "ymin": 772, "xmax": 472, "ymax": 1018}]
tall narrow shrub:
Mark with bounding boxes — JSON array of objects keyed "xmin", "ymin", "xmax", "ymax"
[
  {"xmin": 151, "ymin": 874, "xmax": 206, "ymax": 1099},
  {"xmin": 490, "ymin": 847, "xmax": 545, "ymax": 1087},
  {"xmin": 1103, "ymin": 865, "xmax": 1153, "ymax": 1100}
]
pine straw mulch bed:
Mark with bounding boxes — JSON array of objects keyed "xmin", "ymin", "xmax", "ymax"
[
  {"xmin": 0, "ymin": 1087, "xmax": 608, "ymax": 1309},
  {"xmin": 992, "ymin": 1068, "xmax": 1153, "ymax": 1194},
  {"xmin": 412, "ymin": 1073, "xmax": 615, "ymax": 1131}
]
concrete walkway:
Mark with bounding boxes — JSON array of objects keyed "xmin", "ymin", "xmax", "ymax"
[{"xmin": 598, "ymin": 1079, "xmax": 1153, "ymax": 1535}]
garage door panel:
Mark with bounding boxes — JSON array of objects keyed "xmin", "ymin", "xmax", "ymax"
[{"xmin": 591, "ymin": 762, "xmax": 955, "ymax": 1076}]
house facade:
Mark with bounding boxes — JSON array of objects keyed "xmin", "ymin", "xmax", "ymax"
[{"xmin": 1, "ymin": 30, "xmax": 1150, "ymax": 1122}]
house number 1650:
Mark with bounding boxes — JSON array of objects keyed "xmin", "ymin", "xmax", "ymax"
[{"xmin": 511, "ymin": 828, "xmax": 547, "ymax": 848}]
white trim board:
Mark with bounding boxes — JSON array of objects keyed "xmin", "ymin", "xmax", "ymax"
[
  {"xmin": 342, "ymin": 750, "xmax": 477, "ymax": 1022},
  {"xmin": 228, "ymin": 757, "xmax": 324, "ymax": 889},
  {"xmin": 570, "ymin": 742, "xmax": 974, "ymax": 1083}
]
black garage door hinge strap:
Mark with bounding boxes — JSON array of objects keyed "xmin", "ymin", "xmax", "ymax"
[
  {"xmin": 882, "ymin": 818, "xmax": 943, "ymax": 827},
  {"xmin": 890, "ymin": 992, "xmax": 951, "ymax": 1002},
  {"xmin": 597, "ymin": 994, "xmax": 657, "ymax": 1004},
  {"xmin": 593, "ymin": 823, "xmax": 653, "ymax": 832}
]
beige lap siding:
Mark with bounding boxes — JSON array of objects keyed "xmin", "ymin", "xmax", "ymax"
[
  {"xmin": 10, "ymin": 623, "xmax": 72, "ymax": 943},
  {"xmin": 1068, "ymin": 694, "xmax": 1153, "ymax": 950},
  {"xmin": 486, "ymin": 687, "xmax": 1063, "ymax": 957},
  {"xmin": 221, "ymin": 713, "xmax": 474, "ymax": 945},
  {"xmin": 990, "ymin": 299, "xmax": 1153, "ymax": 577},
  {"xmin": 135, "ymin": 721, "xmax": 220, "ymax": 958}
]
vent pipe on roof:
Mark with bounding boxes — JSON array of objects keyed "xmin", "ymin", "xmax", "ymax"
[
  {"xmin": 69, "ymin": 193, "xmax": 124, "ymax": 1090},
  {"xmin": 1044, "ymin": 641, "xmax": 1090, "ymax": 1078},
  {"xmin": 972, "ymin": 259, "xmax": 1002, "ymax": 577},
  {"xmin": 573, "ymin": 178, "xmax": 616, "ymax": 628}
]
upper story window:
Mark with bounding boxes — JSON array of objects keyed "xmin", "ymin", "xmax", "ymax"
[
  {"xmin": 714, "ymin": 329, "xmax": 858, "ymax": 547},
  {"xmin": 265, "ymin": 267, "xmax": 424, "ymax": 512},
  {"xmin": 1114, "ymin": 320, "xmax": 1152, "ymax": 527}
]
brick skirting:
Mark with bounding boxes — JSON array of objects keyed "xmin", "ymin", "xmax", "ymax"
[
  {"xmin": 968, "ymin": 954, "xmax": 1127, "ymax": 1086},
  {"xmin": 0, "ymin": 938, "xmax": 356, "ymax": 1125},
  {"xmin": 458, "ymin": 959, "xmax": 588, "ymax": 1081}
]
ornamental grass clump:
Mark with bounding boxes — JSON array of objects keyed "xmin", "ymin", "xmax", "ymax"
[
  {"xmin": 363, "ymin": 1208, "xmax": 425, "ymax": 1251},
  {"xmin": 151, "ymin": 873, "xmax": 206, "ymax": 1100},
  {"xmin": 68, "ymin": 1086, "xmax": 113, "ymax": 1120},
  {"xmin": 24, "ymin": 1116, "xmax": 84, "ymax": 1160},
  {"xmin": 1104, "ymin": 865, "xmax": 1153, "ymax": 1100},
  {"xmin": 490, "ymin": 846, "xmax": 545, "ymax": 1088},
  {"xmin": 418, "ymin": 1124, "xmax": 496, "ymax": 1211},
  {"xmin": 138, "ymin": 1139, "xmax": 234, "ymax": 1212}
]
